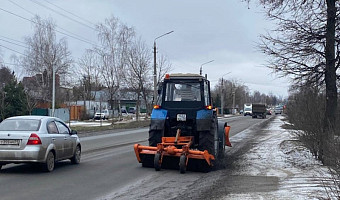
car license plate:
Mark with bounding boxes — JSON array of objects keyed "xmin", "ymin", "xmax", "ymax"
[
  {"xmin": 0, "ymin": 139, "xmax": 20, "ymax": 145},
  {"xmin": 177, "ymin": 114, "xmax": 186, "ymax": 121}
]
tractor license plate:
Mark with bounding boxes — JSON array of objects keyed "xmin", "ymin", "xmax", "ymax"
[{"xmin": 177, "ymin": 114, "xmax": 186, "ymax": 121}]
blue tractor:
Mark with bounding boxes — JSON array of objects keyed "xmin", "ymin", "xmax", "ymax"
[{"xmin": 134, "ymin": 73, "xmax": 231, "ymax": 173}]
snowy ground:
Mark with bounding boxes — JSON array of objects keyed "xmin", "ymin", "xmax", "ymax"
[
  {"xmin": 70, "ymin": 120, "xmax": 112, "ymax": 127},
  {"xmin": 69, "ymin": 116, "xmax": 148, "ymax": 127},
  {"xmin": 223, "ymin": 115, "xmax": 336, "ymax": 200}
]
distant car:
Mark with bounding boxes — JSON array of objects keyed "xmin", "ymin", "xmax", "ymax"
[
  {"xmin": 128, "ymin": 107, "xmax": 136, "ymax": 114},
  {"xmin": 274, "ymin": 106, "xmax": 283, "ymax": 115},
  {"xmin": 0, "ymin": 116, "xmax": 81, "ymax": 172},
  {"xmin": 121, "ymin": 109, "xmax": 128, "ymax": 116},
  {"xmin": 94, "ymin": 109, "xmax": 109, "ymax": 120},
  {"xmin": 239, "ymin": 110, "xmax": 244, "ymax": 114}
]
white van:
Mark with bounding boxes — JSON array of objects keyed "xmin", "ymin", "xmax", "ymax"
[{"xmin": 244, "ymin": 103, "xmax": 252, "ymax": 116}]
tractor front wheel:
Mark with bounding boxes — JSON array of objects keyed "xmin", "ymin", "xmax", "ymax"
[
  {"xmin": 154, "ymin": 153, "xmax": 161, "ymax": 171},
  {"xmin": 179, "ymin": 155, "xmax": 187, "ymax": 174}
]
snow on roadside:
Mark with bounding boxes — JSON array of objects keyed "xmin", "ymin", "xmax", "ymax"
[
  {"xmin": 223, "ymin": 115, "xmax": 335, "ymax": 200},
  {"xmin": 70, "ymin": 121, "xmax": 112, "ymax": 127}
]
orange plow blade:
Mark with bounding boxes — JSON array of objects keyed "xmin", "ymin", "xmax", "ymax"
[
  {"xmin": 134, "ymin": 142, "xmax": 215, "ymax": 166},
  {"xmin": 134, "ymin": 132, "xmax": 215, "ymax": 173}
]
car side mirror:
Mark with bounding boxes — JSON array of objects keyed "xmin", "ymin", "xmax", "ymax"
[{"xmin": 70, "ymin": 130, "xmax": 78, "ymax": 135}]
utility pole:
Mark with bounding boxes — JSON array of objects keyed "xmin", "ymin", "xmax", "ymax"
[
  {"xmin": 153, "ymin": 31, "xmax": 174, "ymax": 105},
  {"xmin": 232, "ymin": 90, "xmax": 236, "ymax": 115},
  {"xmin": 220, "ymin": 72, "xmax": 231, "ymax": 116},
  {"xmin": 52, "ymin": 66, "xmax": 55, "ymax": 117},
  {"xmin": 153, "ymin": 41, "xmax": 157, "ymax": 106},
  {"xmin": 221, "ymin": 78, "xmax": 224, "ymax": 116}
]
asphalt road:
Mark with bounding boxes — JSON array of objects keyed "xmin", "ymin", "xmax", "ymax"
[{"xmin": 0, "ymin": 115, "xmax": 272, "ymax": 200}]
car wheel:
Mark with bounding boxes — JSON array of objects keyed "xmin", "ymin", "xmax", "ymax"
[
  {"xmin": 43, "ymin": 151, "xmax": 55, "ymax": 172},
  {"xmin": 71, "ymin": 145, "xmax": 81, "ymax": 164},
  {"xmin": 0, "ymin": 164, "xmax": 2, "ymax": 171}
]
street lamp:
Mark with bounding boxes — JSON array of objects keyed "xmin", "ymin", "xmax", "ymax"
[
  {"xmin": 200, "ymin": 60, "xmax": 214, "ymax": 75},
  {"xmin": 153, "ymin": 30, "xmax": 174, "ymax": 105},
  {"xmin": 220, "ymin": 72, "xmax": 231, "ymax": 116}
]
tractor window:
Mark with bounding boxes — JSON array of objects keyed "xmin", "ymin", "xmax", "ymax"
[{"xmin": 165, "ymin": 82, "xmax": 201, "ymax": 102}]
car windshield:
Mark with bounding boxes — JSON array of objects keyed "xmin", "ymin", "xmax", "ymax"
[
  {"xmin": 0, "ymin": 119, "xmax": 40, "ymax": 131},
  {"xmin": 165, "ymin": 82, "xmax": 201, "ymax": 102}
]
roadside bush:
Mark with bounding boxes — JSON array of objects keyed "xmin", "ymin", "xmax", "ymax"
[
  {"xmin": 287, "ymin": 85, "xmax": 340, "ymax": 198},
  {"xmin": 286, "ymin": 85, "xmax": 325, "ymax": 159}
]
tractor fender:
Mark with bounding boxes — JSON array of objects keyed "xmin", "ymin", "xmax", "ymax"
[
  {"xmin": 196, "ymin": 109, "xmax": 213, "ymax": 131},
  {"xmin": 150, "ymin": 109, "xmax": 167, "ymax": 130}
]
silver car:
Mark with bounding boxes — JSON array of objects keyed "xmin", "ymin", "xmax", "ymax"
[{"xmin": 0, "ymin": 116, "xmax": 81, "ymax": 172}]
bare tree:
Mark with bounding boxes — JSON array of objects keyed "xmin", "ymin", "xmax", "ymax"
[
  {"xmin": 253, "ymin": 1, "xmax": 339, "ymax": 133},
  {"xmin": 156, "ymin": 54, "xmax": 172, "ymax": 87},
  {"xmin": 244, "ymin": 0, "xmax": 339, "ymax": 163},
  {"xmin": 212, "ymin": 79, "xmax": 253, "ymax": 113},
  {"xmin": 95, "ymin": 16, "xmax": 135, "ymax": 117},
  {"xmin": 79, "ymin": 49, "xmax": 102, "ymax": 100},
  {"xmin": 125, "ymin": 38, "xmax": 152, "ymax": 121},
  {"xmin": 21, "ymin": 16, "xmax": 72, "ymax": 104},
  {"xmin": 25, "ymin": 89, "xmax": 38, "ymax": 115}
]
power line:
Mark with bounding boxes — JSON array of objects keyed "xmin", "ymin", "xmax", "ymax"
[
  {"xmin": 0, "ymin": 38, "xmax": 28, "ymax": 48},
  {"xmin": 0, "ymin": 35, "xmax": 26, "ymax": 45},
  {"xmin": 0, "ymin": 7, "xmax": 100, "ymax": 47},
  {"xmin": 45, "ymin": 0, "xmax": 96, "ymax": 27},
  {"xmin": 28, "ymin": 0, "xmax": 96, "ymax": 31},
  {"xmin": 0, "ymin": 44, "xmax": 27, "ymax": 56},
  {"xmin": 0, "ymin": 7, "xmax": 33, "ymax": 23},
  {"xmin": 7, "ymin": 0, "xmax": 35, "ymax": 15},
  {"xmin": 7, "ymin": 0, "xmax": 98, "ymax": 46}
]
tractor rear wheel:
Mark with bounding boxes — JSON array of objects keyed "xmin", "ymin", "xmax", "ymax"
[
  {"xmin": 149, "ymin": 129, "xmax": 163, "ymax": 146},
  {"xmin": 199, "ymin": 123, "xmax": 216, "ymax": 156}
]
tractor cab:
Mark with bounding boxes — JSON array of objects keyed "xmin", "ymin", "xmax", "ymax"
[{"xmin": 153, "ymin": 73, "xmax": 215, "ymax": 138}]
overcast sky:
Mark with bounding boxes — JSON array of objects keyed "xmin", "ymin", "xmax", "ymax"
[{"xmin": 0, "ymin": 0, "xmax": 290, "ymax": 97}]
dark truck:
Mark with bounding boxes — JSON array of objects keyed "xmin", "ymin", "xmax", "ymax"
[{"xmin": 252, "ymin": 103, "xmax": 267, "ymax": 119}]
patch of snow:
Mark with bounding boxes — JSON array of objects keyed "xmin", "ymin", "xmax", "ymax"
[
  {"xmin": 224, "ymin": 116, "xmax": 335, "ymax": 199},
  {"xmin": 70, "ymin": 121, "xmax": 111, "ymax": 127}
]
